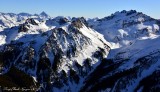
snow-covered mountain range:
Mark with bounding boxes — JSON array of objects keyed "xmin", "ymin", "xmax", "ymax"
[
  {"xmin": 84, "ymin": 10, "xmax": 160, "ymax": 92},
  {"xmin": 0, "ymin": 10, "xmax": 160, "ymax": 92},
  {"xmin": 0, "ymin": 12, "xmax": 50, "ymax": 31}
]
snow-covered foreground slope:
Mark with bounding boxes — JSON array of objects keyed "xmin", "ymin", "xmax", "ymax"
[
  {"xmin": 81, "ymin": 35, "xmax": 160, "ymax": 92},
  {"xmin": 0, "ymin": 15, "xmax": 110, "ymax": 91},
  {"xmin": 0, "ymin": 10, "xmax": 160, "ymax": 92}
]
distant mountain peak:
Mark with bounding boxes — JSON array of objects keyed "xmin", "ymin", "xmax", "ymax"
[
  {"xmin": 111, "ymin": 10, "xmax": 140, "ymax": 17},
  {"xmin": 18, "ymin": 12, "xmax": 32, "ymax": 16},
  {"xmin": 120, "ymin": 9, "xmax": 137, "ymax": 13},
  {"xmin": 40, "ymin": 11, "xmax": 50, "ymax": 18}
]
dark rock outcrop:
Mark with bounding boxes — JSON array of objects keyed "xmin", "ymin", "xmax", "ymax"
[
  {"xmin": 25, "ymin": 18, "xmax": 38, "ymax": 25},
  {"xmin": 18, "ymin": 24, "xmax": 29, "ymax": 32}
]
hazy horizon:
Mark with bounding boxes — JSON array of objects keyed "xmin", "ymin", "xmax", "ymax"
[{"xmin": 0, "ymin": 0, "xmax": 159, "ymax": 19}]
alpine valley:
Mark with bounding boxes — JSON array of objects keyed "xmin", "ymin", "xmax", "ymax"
[{"xmin": 0, "ymin": 10, "xmax": 160, "ymax": 92}]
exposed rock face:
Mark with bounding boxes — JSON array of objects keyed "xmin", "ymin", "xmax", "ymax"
[
  {"xmin": 1, "ymin": 10, "xmax": 160, "ymax": 92},
  {"xmin": 156, "ymin": 20, "xmax": 160, "ymax": 26},
  {"xmin": 71, "ymin": 17, "xmax": 89, "ymax": 29},
  {"xmin": 81, "ymin": 51, "xmax": 160, "ymax": 92},
  {"xmin": 126, "ymin": 10, "xmax": 137, "ymax": 16},
  {"xmin": 45, "ymin": 17, "xmax": 69, "ymax": 27},
  {"xmin": 25, "ymin": 18, "xmax": 38, "ymax": 25},
  {"xmin": 88, "ymin": 10, "xmax": 160, "ymax": 44},
  {"xmin": 18, "ymin": 24, "xmax": 29, "ymax": 32},
  {"xmin": 18, "ymin": 18, "xmax": 39, "ymax": 33},
  {"xmin": 58, "ymin": 18, "xmax": 69, "ymax": 25},
  {"xmin": 40, "ymin": 11, "xmax": 50, "ymax": 18},
  {"xmin": 0, "ymin": 66, "xmax": 39, "ymax": 92},
  {"xmin": 84, "ymin": 10, "xmax": 160, "ymax": 92},
  {"xmin": 0, "ymin": 16, "xmax": 110, "ymax": 92},
  {"xmin": 71, "ymin": 18, "xmax": 84, "ymax": 28}
]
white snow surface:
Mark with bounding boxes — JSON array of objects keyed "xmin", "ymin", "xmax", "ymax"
[
  {"xmin": 1, "ymin": 10, "xmax": 160, "ymax": 92},
  {"xmin": 88, "ymin": 10, "xmax": 160, "ymax": 92},
  {"xmin": 0, "ymin": 15, "xmax": 111, "ymax": 92}
]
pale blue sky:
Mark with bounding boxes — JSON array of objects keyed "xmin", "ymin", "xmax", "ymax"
[{"xmin": 0, "ymin": 0, "xmax": 159, "ymax": 19}]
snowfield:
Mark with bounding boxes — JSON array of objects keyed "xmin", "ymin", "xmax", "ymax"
[{"xmin": 0, "ymin": 10, "xmax": 160, "ymax": 92}]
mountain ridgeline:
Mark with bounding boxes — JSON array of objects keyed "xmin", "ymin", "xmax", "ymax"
[{"xmin": 0, "ymin": 10, "xmax": 160, "ymax": 92}]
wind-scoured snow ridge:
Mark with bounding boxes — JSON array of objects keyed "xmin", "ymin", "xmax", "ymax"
[
  {"xmin": 0, "ymin": 14, "xmax": 110, "ymax": 92},
  {"xmin": 88, "ymin": 10, "xmax": 160, "ymax": 49}
]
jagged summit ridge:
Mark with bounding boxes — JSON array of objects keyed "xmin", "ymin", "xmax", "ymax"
[
  {"xmin": 0, "ymin": 10, "xmax": 160, "ymax": 92},
  {"xmin": 82, "ymin": 10, "xmax": 160, "ymax": 92},
  {"xmin": 88, "ymin": 10, "xmax": 160, "ymax": 48},
  {"xmin": 0, "ymin": 15, "xmax": 110, "ymax": 92}
]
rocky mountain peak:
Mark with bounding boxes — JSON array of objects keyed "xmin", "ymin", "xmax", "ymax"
[
  {"xmin": 1, "ymin": 10, "xmax": 160, "ymax": 92},
  {"xmin": 25, "ymin": 18, "xmax": 38, "ymax": 25},
  {"xmin": 0, "ymin": 12, "xmax": 110, "ymax": 91},
  {"xmin": 40, "ymin": 11, "xmax": 50, "ymax": 18},
  {"xmin": 71, "ymin": 17, "xmax": 88, "ymax": 28}
]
